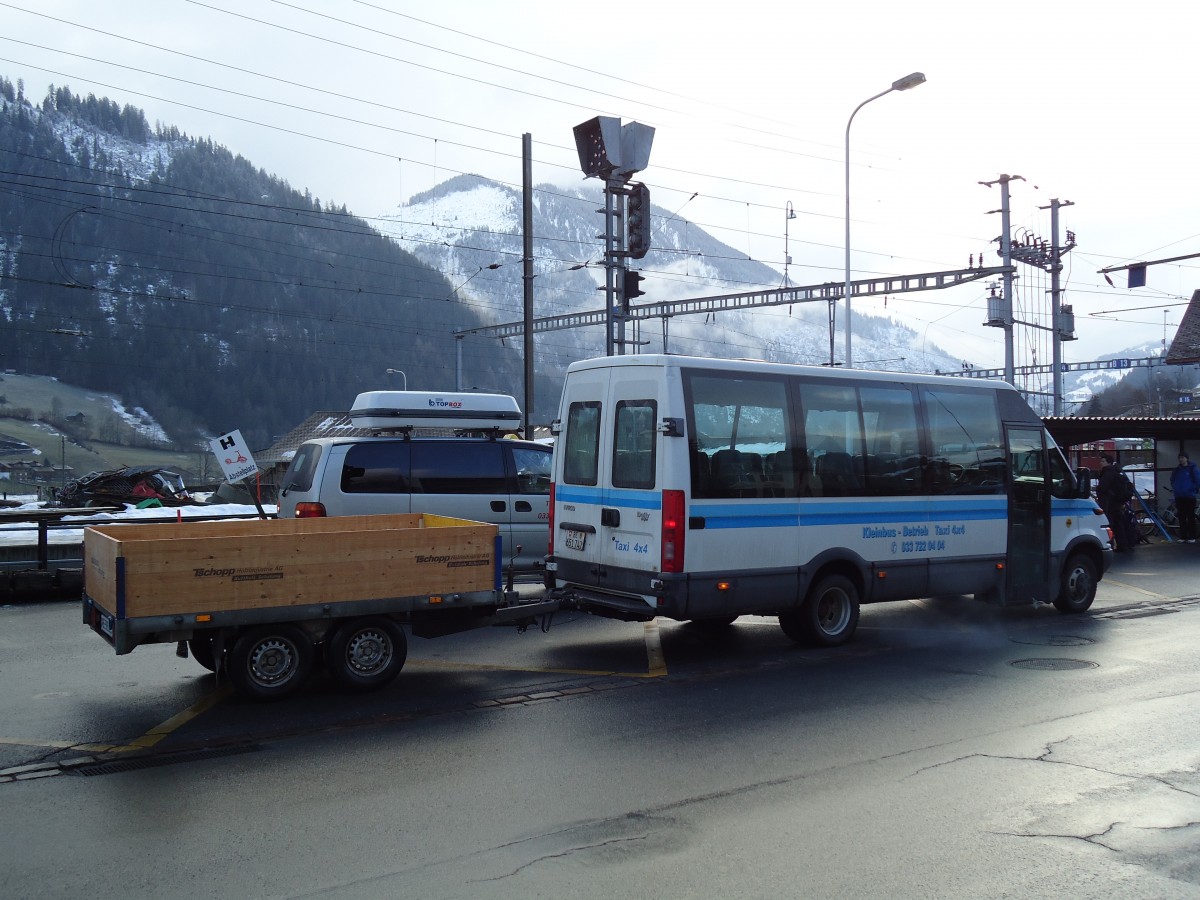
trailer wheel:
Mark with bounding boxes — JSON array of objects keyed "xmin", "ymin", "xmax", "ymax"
[
  {"xmin": 780, "ymin": 574, "xmax": 860, "ymax": 647},
  {"xmin": 1053, "ymin": 553, "xmax": 1097, "ymax": 614},
  {"xmin": 187, "ymin": 637, "xmax": 217, "ymax": 672},
  {"xmin": 228, "ymin": 625, "xmax": 313, "ymax": 701},
  {"xmin": 325, "ymin": 618, "xmax": 407, "ymax": 692}
]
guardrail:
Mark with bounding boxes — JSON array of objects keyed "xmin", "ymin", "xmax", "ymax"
[{"xmin": 0, "ymin": 508, "xmax": 275, "ymax": 572}]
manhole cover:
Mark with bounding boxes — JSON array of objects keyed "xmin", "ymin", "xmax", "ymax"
[
  {"xmin": 1010, "ymin": 658, "xmax": 1099, "ymax": 671},
  {"xmin": 1011, "ymin": 635, "xmax": 1095, "ymax": 647}
]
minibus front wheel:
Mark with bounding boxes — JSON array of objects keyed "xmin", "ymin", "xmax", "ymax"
[
  {"xmin": 780, "ymin": 574, "xmax": 860, "ymax": 647},
  {"xmin": 1053, "ymin": 553, "xmax": 1097, "ymax": 614}
]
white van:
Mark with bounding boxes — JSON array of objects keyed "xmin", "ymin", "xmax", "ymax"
[
  {"xmin": 278, "ymin": 392, "xmax": 552, "ymax": 574},
  {"xmin": 546, "ymin": 355, "xmax": 1111, "ymax": 645}
]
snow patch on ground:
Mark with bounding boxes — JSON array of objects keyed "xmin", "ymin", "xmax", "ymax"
[
  {"xmin": 0, "ymin": 503, "xmax": 276, "ymax": 545},
  {"xmin": 108, "ymin": 399, "xmax": 170, "ymax": 444}
]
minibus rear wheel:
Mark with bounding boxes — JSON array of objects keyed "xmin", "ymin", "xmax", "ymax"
[{"xmin": 780, "ymin": 574, "xmax": 860, "ymax": 647}]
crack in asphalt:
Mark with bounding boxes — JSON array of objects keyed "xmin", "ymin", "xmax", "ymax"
[
  {"xmin": 909, "ymin": 736, "xmax": 1200, "ymax": 800},
  {"xmin": 996, "ymin": 820, "xmax": 1123, "ymax": 851},
  {"xmin": 467, "ymin": 832, "xmax": 657, "ymax": 883}
]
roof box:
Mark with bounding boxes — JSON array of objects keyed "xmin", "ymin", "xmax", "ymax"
[{"xmin": 349, "ymin": 391, "xmax": 522, "ymax": 432}]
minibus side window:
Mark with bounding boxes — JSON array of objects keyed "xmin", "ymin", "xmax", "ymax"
[
  {"xmin": 612, "ymin": 400, "xmax": 656, "ymax": 489},
  {"xmin": 923, "ymin": 389, "xmax": 1004, "ymax": 494},
  {"xmin": 802, "ymin": 383, "xmax": 864, "ymax": 497},
  {"xmin": 686, "ymin": 373, "xmax": 792, "ymax": 499},
  {"xmin": 859, "ymin": 386, "xmax": 920, "ymax": 496},
  {"xmin": 563, "ymin": 402, "xmax": 601, "ymax": 486}
]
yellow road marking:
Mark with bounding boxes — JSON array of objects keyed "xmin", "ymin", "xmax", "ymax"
[
  {"xmin": 1100, "ymin": 577, "xmax": 1170, "ymax": 600},
  {"xmin": 112, "ymin": 685, "xmax": 234, "ymax": 753},
  {"xmin": 0, "ymin": 685, "xmax": 232, "ymax": 755}
]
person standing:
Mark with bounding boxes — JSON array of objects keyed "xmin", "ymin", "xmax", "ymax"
[
  {"xmin": 1170, "ymin": 452, "xmax": 1200, "ymax": 543},
  {"xmin": 1097, "ymin": 453, "xmax": 1136, "ymax": 552}
]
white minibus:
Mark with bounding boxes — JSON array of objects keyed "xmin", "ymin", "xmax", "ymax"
[{"xmin": 545, "ymin": 355, "xmax": 1112, "ymax": 645}]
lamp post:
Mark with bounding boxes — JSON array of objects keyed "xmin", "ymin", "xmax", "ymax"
[
  {"xmin": 783, "ymin": 201, "xmax": 796, "ymax": 287},
  {"xmin": 843, "ymin": 71, "xmax": 926, "ymax": 369},
  {"xmin": 385, "ymin": 368, "xmax": 407, "ymax": 390}
]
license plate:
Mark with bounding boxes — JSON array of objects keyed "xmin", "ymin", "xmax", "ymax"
[
  {"xmin": 564, "ymin": 529, "xmax": 587, "ymax": 551},
  {"xmin": 99, "ymin": 610, "xmax": 114, "ymax": 638}
]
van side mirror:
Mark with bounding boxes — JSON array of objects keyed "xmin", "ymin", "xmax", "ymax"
[{"xmin": 1075, "ymin": 466, "xmax": 1093, "ymax": 500}]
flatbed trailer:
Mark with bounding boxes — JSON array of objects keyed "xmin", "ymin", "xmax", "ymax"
[{"xmin": 81, "ymin": 513, "xmax": 556, "ymax": 700}]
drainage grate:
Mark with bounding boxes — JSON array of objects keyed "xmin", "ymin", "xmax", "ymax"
[
  {"xmin": 1009, "ymin": 658, "xmax": 1098, "ymax": 671},
  {"xmin": 1011, "ymin": 635, "xmax": 1095, "ymax": 647},
  {"xmin": 75, "ymin": 744, "xmax": 261, "ymax": 777}
]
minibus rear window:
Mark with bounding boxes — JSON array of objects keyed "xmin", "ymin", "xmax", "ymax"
[{"xmin": 563, "ymin": 401, "xmax": 601, "ymax": 486}]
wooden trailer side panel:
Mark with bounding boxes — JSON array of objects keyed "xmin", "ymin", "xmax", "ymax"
[{"xmin": 84, "ymin": 514, "xmax": 498, "ymax": 619}]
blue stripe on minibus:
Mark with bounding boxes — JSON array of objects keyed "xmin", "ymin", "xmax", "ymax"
[{"xmin": 554, "ymin": 486, "xmax": 662, "ymax": 510}]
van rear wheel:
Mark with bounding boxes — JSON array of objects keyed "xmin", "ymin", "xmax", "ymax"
[{"xmin": 780, "ymin": 574, "xmax": 860, "ymax": 647}]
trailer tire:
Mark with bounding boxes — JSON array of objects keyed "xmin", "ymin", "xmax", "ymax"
[
  {"xmin": 325, "ymin": 618, "xmax": 407, "ymax": 692},
  {"xmin": 187, "ymin": 637, "xmax": 217, "ymax": 672},
  {"xmin": 228, "ymin": 625, "xmax": 313, "ymax": 701},
  {"xmin": 780, "ymin": 574, "xmax": 860, "ymax": 647},
  {"xmin": 1053, "ymin": 553, "xmax": 1097, "ymax": 614}
]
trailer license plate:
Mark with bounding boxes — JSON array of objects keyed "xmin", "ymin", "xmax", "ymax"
[
  {"xmin": 99, "ymin": 610, "xmax": 114, "ymax": 637},
  {"xmin": 564, "ymin": 529, "xmax": 587, "ymax": 551}
]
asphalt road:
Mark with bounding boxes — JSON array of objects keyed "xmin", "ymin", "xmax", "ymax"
[{"xmin": 2, "ymin": 543, "xmax": 1199, "ymax": 899}]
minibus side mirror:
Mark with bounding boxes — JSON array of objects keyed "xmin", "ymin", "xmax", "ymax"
[{"xmin": 1075, "ymin": 466, "xmax": 1093, "ymax": 500}]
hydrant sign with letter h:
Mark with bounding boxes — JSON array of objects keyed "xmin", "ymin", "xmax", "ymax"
[{"xmin": 210, "ymin": 429, "xmax": 258, "ymax": 484}]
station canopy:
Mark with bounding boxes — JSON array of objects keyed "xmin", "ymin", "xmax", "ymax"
[{"xmin": 1043, "ymin": 416, "xmax": 1200, "ymax": 447}]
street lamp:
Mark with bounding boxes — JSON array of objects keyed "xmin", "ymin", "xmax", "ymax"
[
  {"xmin": 784, "ymin": 201, "xmax": 796, "ymax": 287},
  {"xmin": 385, "ymin": 368, "xmax": 407, "ymax": 390},
  {"xmin": 843, "ymin": 71, "xmax": 926, "ymax": 369}
]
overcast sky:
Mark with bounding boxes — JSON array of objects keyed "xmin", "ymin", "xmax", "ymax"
[{"xmin": 3, "ymin": 0, "xmax": 1198, "ymax": 370}]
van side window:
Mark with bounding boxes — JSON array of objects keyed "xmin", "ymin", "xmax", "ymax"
[
  {"xmin": 411, "ymin": 442, "xmax": 506, "ymax": 494},
  {"xmin": 511, "ymin": 445, "xmax": 552, "ymax": 495},
  {"xmin": 342, "ymin": 442, "xmax": 410, "ymax": 493},
  {"xmin": 612, "ymin": 400, "xmax": 656, "ymax": 489},
  {"xmin": 563, "ymin": 402, "xmax": 601, "ymax": 486}
]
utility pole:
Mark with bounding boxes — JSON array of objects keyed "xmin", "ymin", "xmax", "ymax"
[
  {"xmin": 980, "ymin": 174, "xmax": 1023, "ymax": 385},
  {"xmin": 1042, "ymin": 198, "xmax": 1076, "ymax": 414},
  {"xmin": 521, "ymin": 133, "xmax": 534, "ymax": 438}
]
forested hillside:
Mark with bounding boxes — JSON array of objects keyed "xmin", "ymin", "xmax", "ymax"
[{"xmin": 0, "ymin": 78, "xmax": 522, "ymax": 448}]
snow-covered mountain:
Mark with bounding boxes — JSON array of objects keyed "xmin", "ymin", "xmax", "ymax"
[{"xmin": 376, "ymin": 175, "xmax": 967, "ymax": 379}]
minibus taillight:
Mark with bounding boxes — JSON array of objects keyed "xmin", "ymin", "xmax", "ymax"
[
  {"xmin": 548, "ymin": 483, "xmax": 556, "ymax": 556},
  {"xmin": 294, "ymin": 502, "xmax": 327, "ymax": 518},
  {"xmin": 661, "ymin": 490, "xmax": 685, "ymax": 574}
]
